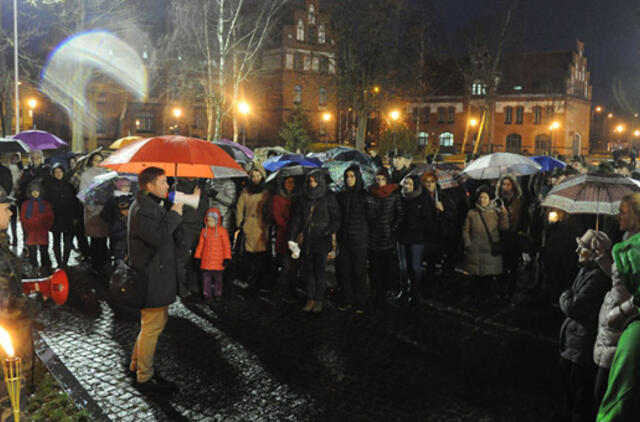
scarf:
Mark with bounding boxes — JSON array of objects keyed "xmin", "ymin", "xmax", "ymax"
[
  {"xmin": 246, "ymin": 182, "xmax": 264, "ymax": 194},
  {"xmin": 371, "ymin": 183, "xmax": 398, "ymax": 198},
  {"xmin": 26, "ymin": 198, "xmax": 45, "ymax": 219},
  {"xmin": 476, "ymin": 203, "xmax": 493, "ymax": 213}
]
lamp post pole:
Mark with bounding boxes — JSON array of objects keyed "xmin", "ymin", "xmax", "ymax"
[{"xmin": 13, "ymin": 0, "xmax": 19, "ymax": 134}]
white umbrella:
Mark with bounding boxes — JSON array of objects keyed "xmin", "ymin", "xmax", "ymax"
[{"xmin": 463, "ymin": 152, "xmax": 542, "ymax": 179}]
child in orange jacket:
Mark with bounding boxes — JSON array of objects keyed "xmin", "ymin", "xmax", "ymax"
[{"xmin": 194, "ymin": 208, "xmax": 231, "ymax": 301}]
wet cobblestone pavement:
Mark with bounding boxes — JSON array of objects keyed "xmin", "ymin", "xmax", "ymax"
[{"xmin": 32, "ymin": 257, "xmax": 563, "ymax": 422}]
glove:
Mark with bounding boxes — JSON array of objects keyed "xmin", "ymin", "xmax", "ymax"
[
  {"xmin": 288, "ymin": 241, "xmax": 301, "ymax": 260},
  {"xmin": 223, "ymin": 259, "xmax": 231, "ymax": 268}
]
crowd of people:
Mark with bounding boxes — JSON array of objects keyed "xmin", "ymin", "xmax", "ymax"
[{"xmin": 5, "ymin": 146, "xmax": 640, "ymax": 419}]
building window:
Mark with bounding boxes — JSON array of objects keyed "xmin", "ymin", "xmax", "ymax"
[
  {"xmin": 533, "ymin": 106, "xmax": 542, "ymax": 124},
  {"xmin": 293, "ymin": 85, "xmax": 302, "ymax": 104},
  {"xmin": 319, "ymin": 56, "xmax": 329, "ymax": 73},
  {"xmin": 418, "ymin": 131, "xmax": 429, "ymax": 146},
  {"xmin": 412, "ymin": 107, "xmax": 418, "ymax": 120},
  {"xmin": 504, "ymin": 106, "xmax": 513, "ymax": 124},
  {"xmin": 472, "ymin": 81, "xmax": 486, "ymax": 96},
  {"xmin": 447, "ymin": 107, "xmax": 455, "ymax": 124},
  {"xmin": 515, "ymin": 106, "xmax": 523, "ymax": 124},
  {"xmin": 437, "ymin": 107, "xmax": 445, "ymax": 124},
  {"xmin": 319, "ymin": 87, "xmax": 327, "ymax": 105},
  {"xmin": 439, "ymin": 132, "xmax": 454, "ymax": 147},
  {"xmin": 303, "ymin": 55, "xmax": 311, "ymax": 71},
  {"xmin": 135, "ymin": 111, "xmax": 154, "ymax": 132},
  {"xmin": 308, "ymin": 4, "xmax": 315, "ymax": 24},
  {"xmin": 294, "ymin": 53, "xmax": 303, "ymax": 71},
  {"xmin": 297, "ymin": 19, "xmax": 304, "ymax": 41},
  {"xmin": 535, "ymin": 134, "xmax": 550, "ymax": 154},
  {"xmin": 308, "ymin": 26, "xmax": 315, "ymax": 44},
  {"xmin": 318, "ymin": 24, "xmax": 326, "ymax": 44},
  {"xmin": 421, "ymin": 107, "xmax": 430, "ymax": 124},
  {"xmin": 96, "ymin": 112, "xmax": 106, "ymax": 134},
  {"xmin": 506, "ymin": 133, "xmax": 522, "ymax": 153},
  {"xmin": 312, "ymin": 57, "xmax": 319, "ymax": 72},
  {"xmin": 546, "ymin": 106, "xmax": 554, "ymax": 121}
]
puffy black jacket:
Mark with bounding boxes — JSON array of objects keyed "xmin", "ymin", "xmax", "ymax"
[
  {"xmin": 289, "ymin": 169, "xmax": 340, "ymax": 255},
  {"xmin": 398, "ymin": 188, "xmax": 431, "ymax": 245},
  {"xmin": 44, "ymin": 176, "xmax": 77, "ymax": 233},
  {"xmin": 367, "ymin": 184, "xmax": 403, "ymax": 251},
  {"xmin": 128, "ymin": 191, "xmax": 182, "ymax": 308},
  {"xmin": 336, "ymin": 165, "xmax": 369, "ymax": 248},
  {"xmin": 559, "ymin": 261, "xmax": 610, "ymax": 366}
]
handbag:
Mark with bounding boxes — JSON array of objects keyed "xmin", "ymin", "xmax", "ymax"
[
  {"xmin": 109, "ymin": 264, "xmax": 148, "ymax": 309},
  {"xmin": 478, "ymin": 211, "xmax": 503, "ymax": 256}
]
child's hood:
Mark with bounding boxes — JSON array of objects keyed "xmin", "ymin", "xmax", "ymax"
[{"xmin": 203, "ymin": 207, "xmax": 222, "ymax": 224}]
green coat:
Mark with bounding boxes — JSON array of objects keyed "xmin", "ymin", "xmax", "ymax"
[{"xmin": 597, "ymin": 315, "xmax": 640, "ymax": 421}]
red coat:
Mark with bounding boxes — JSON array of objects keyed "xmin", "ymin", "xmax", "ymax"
[
  {"xmin": 194, "ymin": 208, "xmax": 231, "ymax": 271},
  {"xmin": 20, "ymin": 199, "xmax": 54, "ymax": 245},
  {"xmin": 272, "ymin": 194, "xmax": 292, "ymax": 255}
]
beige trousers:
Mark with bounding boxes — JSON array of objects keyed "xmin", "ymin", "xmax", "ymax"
[{"xmin": 130, "ymin": 306, "xmax": 168, "ymax": 383}]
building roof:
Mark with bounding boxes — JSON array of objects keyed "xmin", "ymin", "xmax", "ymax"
[{"xmin": 498, "ymin": 50, "xmax": 572, "ymax": 95}]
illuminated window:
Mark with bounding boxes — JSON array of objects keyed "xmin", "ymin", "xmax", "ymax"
[
  {"xmin": 294, "ymin": 85, "xmax": 302, "ymax": 104},
  {"xmin": 318, "ymin": 25, "xmax": 326, "ymax": 44},
  {"xmin": 439, "ymin": 132, "xmax": 454, "ymax": 147},
  {"xmin": 297, "ymin": 19, "xmax": 304, "ymax": 41},
  {"xmin": 308, "ymin": 4, "xmax": 315, "ymax": 24},
  {"xmin": 472, "ymin": 81, "xmax": 486, "ymax": 96},
  {"xmin": 418, "ymin": 131, "xmax": 429, "ymax": 146},
  {"xmin": 135, "ymin": 111, "xmax": 154, "ymax": 132}
]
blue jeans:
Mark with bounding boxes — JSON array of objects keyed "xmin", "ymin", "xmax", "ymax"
[{"xmin": 398, "ymin": 243, "xmax": 425, "ymax": 289}]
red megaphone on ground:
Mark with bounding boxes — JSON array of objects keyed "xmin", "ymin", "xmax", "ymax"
[{"xmin": 22, "ymin": 269, "xmax": 69, "ymax": 305}]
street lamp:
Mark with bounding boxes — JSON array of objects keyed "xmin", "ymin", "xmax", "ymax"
[
  {"xmin": 238, "ymin": 101, "xmax": 250, "ymax": 146},
  {"xmin": 172, "ymin": 107, "xmax": 182, "ymax": 135},
  {"xmin": 549, "ymin": 121, "xmax": 560, "ymax": 155},
  {"xmin": 27, "ymin": 98, "xmax": 36, "ymax": 129},
  {"xmin": 322, "ymin": 112, "xmax": 331, "ymax": 151},
  {"xmin": 595, "ymin": 106, "xmax": 602, "ymax": 113},
  {"xmin": 389, "ymin": 110, "xmax": 400, "ymax": 150},
  {"xmin": 469, "ymin": 118, "xmax": 478, "ymax": 127}
]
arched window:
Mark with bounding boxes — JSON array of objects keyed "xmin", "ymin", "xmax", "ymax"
[
  {"xmin": 319, "ymin": 87, "xmax": 327, "ymax": 105},
  {"xmin": 318, "ymin": 24, "xmax": 326, "ymax": 44},
  {"xmin": 472, "ymin": 80, "xmax": 486, "ymax": 96},
  {"xmin": 439, "ymin": 132, "xmax": 454, "ymax": 147},
  {"xmin": 418, "ymin": 131, "xmax": 429, "ymax": 146},
  {"xmin": 506, "ymin": 133, "xmax": 522, "ymax": 153},
  {"xmin": 296, "ymin": 19, "xmax": 305, "ymax": 41},
  {"xmin": 294, "ymin": 85, "xmax": 302, "ymax": 104},
  {"xmin": 308, "ymin": 4, "xmax": 316, "ymax": 24}
]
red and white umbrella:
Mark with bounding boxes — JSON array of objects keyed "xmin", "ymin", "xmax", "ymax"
[{"xmin": 541, "ymin": 174, "xmax": 640, "ymax": 215}]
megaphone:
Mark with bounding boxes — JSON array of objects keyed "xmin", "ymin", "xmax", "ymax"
[
  {"xmin": 22, "ymin": 269, "xmax": 69, "ymax": 305},
  {"xmin": 168, "ymin": 190, "xmax": 200, "ymax": 210}
]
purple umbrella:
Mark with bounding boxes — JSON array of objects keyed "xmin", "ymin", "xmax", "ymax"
[
  {"xmin": 219, "ymin": 138, "xmax": 254, "ymax": 159},
  {"xmin": 12, "ymin": 130, "xmax": 68, "ymax": 150}
]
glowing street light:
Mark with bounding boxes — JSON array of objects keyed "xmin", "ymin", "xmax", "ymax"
[
  {"xmin": 616, "ymin": 124, "xmax": 625, "ymax": 134},
  {"xmin": 595, "ymin": 106, "xmax": 602, "ymax": 113},
  {"xmin": 172, "ymin": 107, "xmax": 182, "ymax": 119},
  {"xmin": 469, "ymin": 118, "xmax": 478, "ymax": 127},
  {"xmin": 27, "ymin": 98, "xmax": 37, "ymax": 129},
  {"xmin": 322, "ymin": 112, "xmax": 331, "ymax": 122},
  {"xmin": 390, "ymin": 110, "xmax": 400, "ymax": 121},
  {"xmin": 238, "ymin": 101, "xmax": 250, "ymax": 115},
  {"xmin": 608, "ymin": 113, "xmax": 613, "ymax": 119},
  {"xmin": 634, "ymin": 129, "xmax": 640, "ymax": 137},
  {"xmin": 373, "ymin": 86, "xmax": 380, "ymax": 94}
]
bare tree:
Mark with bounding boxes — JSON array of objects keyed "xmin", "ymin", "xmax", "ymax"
[{"xmin": 166, "ymin": 0, "xmax": 288, "ymax": 141}]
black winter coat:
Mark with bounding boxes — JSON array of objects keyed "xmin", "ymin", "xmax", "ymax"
[
  {"xmin": 44, "ymin": 177, "xmax": 77, "ymax": 233},
  {"xmin": 109, "ymin": 216, "xmax": 128, "ymax": 260},
  {"xmin": 0, "ymin": 164, "xmax": 12, "ymax": 196},
  {"xmin": 336, "ymin": 166, "xmax": 369, "ymax": 248},
  {"xmin": 367, "ymin": 184, "xmax": 403, "ymax": 251},
  {"xmin": 559, "ymin": 261, "xmax": 610, "ymax": 366},
  {"xmin": 128, "ymin": 191, "xmax": 182, "ymax": 308},
  {"xmin": 289, "ymin": 172, "xmax": 340, "ymax": 255},
  {"xmin": 398, "ymin": 190, "xmax": 431, "ymax": 245}
]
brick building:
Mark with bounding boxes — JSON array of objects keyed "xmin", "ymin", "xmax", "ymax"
[{"xmin": 403, "ymin": 40, "xmax": 592, "ymax": 158}]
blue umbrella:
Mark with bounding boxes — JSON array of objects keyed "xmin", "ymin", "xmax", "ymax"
[
  {"xmin": 263, "ymin": 154, "xmax": 322, "ymax": 172},
  {"xmin": 531, "ymin": 155, "xmax": 566, "ymax": 172}
]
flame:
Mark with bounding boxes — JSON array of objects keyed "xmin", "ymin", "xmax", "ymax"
[
  {"xmin": 0, "ymin": 326, "xmax": 14, "ymax": 357},
  {"xmin": 548, "ymin": 210, "xmax": 559, "ymax": 223}
]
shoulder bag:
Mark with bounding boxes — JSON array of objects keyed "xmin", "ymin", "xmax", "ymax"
[{"xmin": 478, "ymin": 211, "xmax": 503, "ymax": 256}]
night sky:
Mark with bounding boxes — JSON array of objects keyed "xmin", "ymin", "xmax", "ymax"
[{"xmin": 432, "ymin": 0, "xmax": 640, "ymax": 112}]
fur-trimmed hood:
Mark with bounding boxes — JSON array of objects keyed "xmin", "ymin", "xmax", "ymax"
[{"xmin": 495, "ymin": 174, "xmax": 523, "ymax": 199}]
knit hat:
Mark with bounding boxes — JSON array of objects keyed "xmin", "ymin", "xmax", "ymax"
[{"xmin": 375, "ymin": 167, "xmax": 390, "ymax": 182}]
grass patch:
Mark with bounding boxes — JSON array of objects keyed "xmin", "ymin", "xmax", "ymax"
[{"xmin": 25, "ymin": 360, "xmax": 96, "ymax": 422}]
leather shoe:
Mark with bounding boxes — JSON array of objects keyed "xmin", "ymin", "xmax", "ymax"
[{"xmin": 135, "ymin": 374, "xmax": 178, "ymax": 394}]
